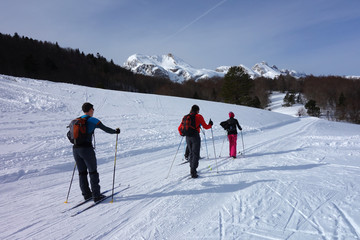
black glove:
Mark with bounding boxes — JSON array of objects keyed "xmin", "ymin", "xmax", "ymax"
[
  {"xmin": 115, "ymin": 128, "xmax": 120, "ymax": 134},
  {"xmin": 209, "ymin": 119, "xmax": 213, "ymax": 126},
  {"xmin": 240, "ymin": 127, "xmax": 242, "ymax": 131}
]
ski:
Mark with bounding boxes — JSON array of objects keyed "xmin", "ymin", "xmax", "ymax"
[
  {"xmin": 178, "ymin": 157, "xmax": 205, "ymax": 166},
  {"xmin": 62, "ymin": 184, "xmax": 121, "ymax": 213},
  {"xmin": 206, "ymin": 156, "xmax": 232, "ymax": 171},
  {"xmin": 71, "ymin": 185, "xmax": 130, "ymax": 217},
  {"xmin": 178, "ymin": 160, "xmax": 189, "ymax": 166}
]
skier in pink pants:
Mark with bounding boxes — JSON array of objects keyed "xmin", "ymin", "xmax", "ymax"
[{"xmin": 220, "ymin": 112, "xmax": 242, "ymax": 158}]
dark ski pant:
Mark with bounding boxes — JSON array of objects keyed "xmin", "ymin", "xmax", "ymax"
[
  {"xmin": 184, "ymin": 145, "xmax": 190, "ymax": 159},
  {"xmin": 186, "ymin": 134, "xmax": 201, "ymax": 175},
  {"xmin": 73, "ymin": 146, "xmax": 101, "ymax": 198}
]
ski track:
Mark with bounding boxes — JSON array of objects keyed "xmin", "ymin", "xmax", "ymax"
[
  {"xmin": 332, "ymin": 203, "xmax": 360, "ymax": 239},
  {"xmin": 1, "ymin": 75, "xmax": 360, "ymax": 239},
  {"xmin": 119, "ymin": 118, "xmax": 356, "ymax": 239}
]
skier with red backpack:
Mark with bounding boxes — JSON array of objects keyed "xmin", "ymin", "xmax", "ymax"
[
  {"xmin": 178, "ymin": 105, "xmax": 213, "ymax": 178},
  {"xmin": 68, "ymin": 102, "xmax": 120, "ymax": 202}
]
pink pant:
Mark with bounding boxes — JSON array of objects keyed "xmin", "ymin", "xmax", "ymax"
[{"xmin": 228, "ymin": 134, "xmax": 237, "ymax": 157}]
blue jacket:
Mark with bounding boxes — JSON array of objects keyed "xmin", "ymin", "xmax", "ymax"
[{"xmin": 78, "ymin": 115, "xmax": 116, "ymax": 147}]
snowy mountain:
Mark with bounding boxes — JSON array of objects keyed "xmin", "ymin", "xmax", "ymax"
[
  {"xmin": 124, "ymin": 53, "xmax": 224, "ymax": 82},
  {"xmin": 124, "ymin": 54, "xmax": 306, "ymax": 81},
  {"xmin": 1, "ymin": 73, "xmax": 360, "ymax": 239},
  {"xmin": 215, "ymin": 64, "xmax": 255, "ymax": 77},
  {"xmin": 252, "ymin": 61, "xmax": 306, "ymax": 79}
]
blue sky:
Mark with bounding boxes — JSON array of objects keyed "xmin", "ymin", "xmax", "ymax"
[{"xmin": 1, "ymin": 0, "xmax": 360, "ymax": 76}]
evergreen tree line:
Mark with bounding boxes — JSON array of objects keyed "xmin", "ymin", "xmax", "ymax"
[
  {"xmin": 269, "ymin": 74, "xmax": 360, "ymax": 124},
  {"xmin": 0, "ymin": 32, "xmax": 170, "ymax": 93},
  {"xmin": 219, "ymin": 66, "xmax": 359, "ymax": 124},
  {"xmin": 0, "ymin": 33, "xmax": 359, "ymax": 124}
]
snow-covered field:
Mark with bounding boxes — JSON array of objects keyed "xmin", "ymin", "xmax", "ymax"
[{"xmin": 1, "ymin": 74, "xmax": 359, "ymax": 240}]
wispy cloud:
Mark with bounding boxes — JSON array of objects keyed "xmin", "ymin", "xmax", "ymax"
[{"xmin": 162, "ymin": 0, "xmax": 228, "ymax": 43}]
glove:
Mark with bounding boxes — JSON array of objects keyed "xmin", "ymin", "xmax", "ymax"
[
  {"xmin": 115, "ymin": 128, "xmax": 120, "ymax": 134},
  {"xmin": 209, "ymin": 119, "xmax": 213, "ymax": 126},
  {"xmin": 240, "ymin": 127, "xmax": 242, "ymax": 131}
]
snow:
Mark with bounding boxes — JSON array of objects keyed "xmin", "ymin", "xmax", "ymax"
[
  {"xmin": 267, "ymin": 92, "xmax": 305, "ymax": 117},
  {"xmin": 1, "ymin": 74, "xmax": 360, "ymax": 239}
]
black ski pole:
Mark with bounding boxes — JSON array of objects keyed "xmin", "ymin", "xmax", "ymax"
[
  {"xmin": 64, "ymin": 163, "xmax": 77, "ymax": 203},
  {"xmin": 110, "ymin": 133, "xmax": 119, "ymax": 203},
  {"xmin": 166, "ymin": 136, "xmax": 184, "ymax": 179}
]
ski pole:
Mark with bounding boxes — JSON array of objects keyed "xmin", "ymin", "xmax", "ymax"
[
  {"xmin": 219, "ymin": 132, "xmax": 227, "ymax": 157},
  {"xmin": 240, "ymin": 130, "xmax": 245, "ymax": 156},
  {"xmin": 166, "ymin": 136, "xmax": 184, "ymax": 179},
  {"xmin": 64, "ymin": 162, "xmax": 77, "ymax": 203},
  {"xmin": 110, "ymin": 133, "xmax": 119, "ymax": 203},
  {"xmin": 201, "ymin": 127, "xmax": 209, "ymax": 159},
  {"xmin": 210, "ymin": 127, "xmax": 219, "ymax": 173}
]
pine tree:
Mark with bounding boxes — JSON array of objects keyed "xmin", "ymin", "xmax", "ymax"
[
  {"xmin": 283, "ymin": 92, "xmax": 296, "ymax": 107},
  {"xmin": 336, "ymin": 92, "xmax": 347, "ymax": 120},
  {"xmin": 221, "ymin": 66, "xmax": 253, "ymax": 106},
  {"xmin": 305, "ymin": 100, "xmax": 320, "ymax": 117}
]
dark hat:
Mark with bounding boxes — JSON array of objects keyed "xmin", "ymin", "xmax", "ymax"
[
  {"xmin": 191, "ymin": 104, "xmax": 200, "ymax": 113},
  {"xmin": 82, "ymin": 102, "xmax": 94, "ymax": 112}
]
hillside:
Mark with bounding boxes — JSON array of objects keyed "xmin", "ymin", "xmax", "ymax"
[
  {"xmin": 1, "ymin": 74, "xmax": 360, "ymax": 239},
  {"xmin": 1, "ymin": 33, "xmax": 359, "ymax": 125}
]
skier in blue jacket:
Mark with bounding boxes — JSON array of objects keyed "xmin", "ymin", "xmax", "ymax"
[{"xmin": 72, "ymin": 102, "xmax": 120, "ymax": 202}]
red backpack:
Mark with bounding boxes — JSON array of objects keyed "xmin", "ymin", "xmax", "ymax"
[{"xmin": 179, "ymin": 113, "xmax": 197, "ymax": 136}]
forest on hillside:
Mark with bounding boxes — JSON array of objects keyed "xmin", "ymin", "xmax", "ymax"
[{"xmin": 1, "ymin": 32, "xmax": 359, "ymax": 124}]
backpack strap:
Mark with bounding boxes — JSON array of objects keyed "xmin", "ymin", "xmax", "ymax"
[{"xmin": 81, "ymin": 115, "xmax": 95, "ymax": 149}]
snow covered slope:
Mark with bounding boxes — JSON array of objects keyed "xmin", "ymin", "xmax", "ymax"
[
  {"xmin": 1, "ymin": 74, "xmax": 360, "ymax": 239},
  {"xmin": 268, "ymin": 92, "xmax": 306, "ymax": 117}
]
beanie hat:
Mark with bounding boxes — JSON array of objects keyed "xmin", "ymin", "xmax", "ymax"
[
  {"xmin": 82, "ymin": 102, "xmax": 94, "ymax": 113},
  {"xmin": 191, "ymin": 104, "xmax": 200, "ymax": 113},
  {"xmin": 229, "ymin": 111, "xmax": 235, "ymax": 118}
]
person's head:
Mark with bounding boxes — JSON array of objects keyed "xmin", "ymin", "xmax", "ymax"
[
  {"xmin": 82, "ymin": 102, "xmax": 94, "ymax": 116},
  {"xmin": 190, "ymin": 104, "xmax": 200, "ymax": 114},
  {"xmin": 229, "ymin": 111, "xmax": 235, "ymax": 118}
]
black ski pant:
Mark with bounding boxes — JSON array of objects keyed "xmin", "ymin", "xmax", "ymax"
[
  {"xmin": 73, "ymin": 146, "xmax": 101, "ymax": 198},
  {"xmin": 186, "ymin": 134, "xmax": 201, "ymax": 175},
  {"xmin": 184, "ymin": 145, "xmax": 190, "ymax": 159}
]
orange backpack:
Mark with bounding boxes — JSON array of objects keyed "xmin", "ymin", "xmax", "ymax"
[{"xmin": 67, "ymin": 116, "xmax": 90, "ymax": 146}]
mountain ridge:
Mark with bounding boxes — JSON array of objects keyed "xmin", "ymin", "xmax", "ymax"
[{"xmin": 124, "ymin": 53, "xmax": 307, "ymax": 82}]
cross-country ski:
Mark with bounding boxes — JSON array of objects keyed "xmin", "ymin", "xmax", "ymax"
[
  {"xmin": 71, "ymin": 185, "xmax": 130, "ymax": 217},
  {"xmin": 62, "ymin": 185, "xmax": 122, "ymax": 213}
]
